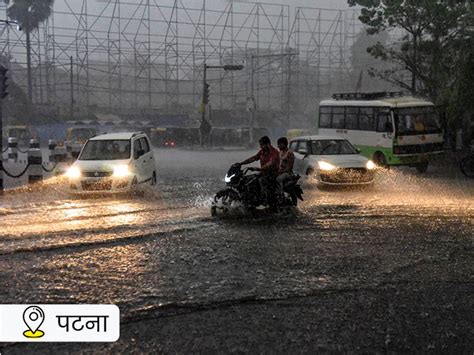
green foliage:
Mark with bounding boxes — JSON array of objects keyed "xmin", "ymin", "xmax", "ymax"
[
  {"xmin": 348, "ymin": 0, "xmax": 473, "ymax": 124},
  {"xmin": 7, "ymin": 0, "xmax": 54, "ymax": 33}
]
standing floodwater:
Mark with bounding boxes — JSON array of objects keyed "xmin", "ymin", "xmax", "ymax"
[{"xmin": 0, "ymin": 148, "xmax": 473, "ymax": 353}]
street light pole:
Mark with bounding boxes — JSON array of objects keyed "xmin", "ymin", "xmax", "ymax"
[
  {"xmin": 70, "ymin": 56, "xmax": 74, "ymax": 119},
  {"xmin": 249, "ymin": 55, "xmax": 255, "ymax": 145},
  {"xmin": 248, "ymin": 51, "xmax": 298, "ymax": 145},
  {"xmin": 200, "ymin": 63, "xmax": 207, "ymax": 146}
]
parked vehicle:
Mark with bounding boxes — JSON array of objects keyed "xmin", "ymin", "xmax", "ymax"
[
  {"xmin": 65, "ymin": 127, "xmax": 97, "ymax": 158},
  {"xmin": 290, "ymin": 135, "xmax": 376, "ymax": 186},
  {"xmin": 210, "ymin": 127, "xmax": 269, "ymax": 148},
  {"xmin": 66, "ymin": 132, "xmax": 156, "ymax": 193},
  {"xmin": 150, "ymin": 127, "xmax": 199, "ymax": 147},
  {"xmin": 318, "ymin": 92, "xmax": 443, "ymax": 173},
  {"xmin": 211, "ymin": 163, "xmax": 303, "ymax": 216}
]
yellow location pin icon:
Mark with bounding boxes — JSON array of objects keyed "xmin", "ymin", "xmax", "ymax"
[{"xmin": 23, "ymin": 306, "xmax": 45, "ymax": 338}]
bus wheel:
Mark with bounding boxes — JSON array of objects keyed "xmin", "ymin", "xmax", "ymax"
[
  {"xmin": 373, "ymin": 152, "xmax": 387, "ymax": 168},
  {"xmin": 415, "ymin": 162, "xmax": 429, "ymax": 173}
]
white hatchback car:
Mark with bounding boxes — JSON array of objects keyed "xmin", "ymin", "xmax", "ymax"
[
  {"xmin": 290, "ymin": 135, "xmax": 376, "ymax": 186},
  {"xmin": 66, "ymin": 132, "xmax": 156, "ymax": 193}
]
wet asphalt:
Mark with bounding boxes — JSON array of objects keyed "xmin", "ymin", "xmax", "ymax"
[{"xmin": 0, "ymin": 148, "xmax": 473, "ymax": 353}]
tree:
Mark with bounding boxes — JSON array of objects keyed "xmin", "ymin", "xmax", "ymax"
[
  {"xmin": 7, "ymin": 0, "xmax": 54, "ymax": 105},
  {"xmin": 347, "ymin": 1, "xmax": 473, "ymax": 112}
]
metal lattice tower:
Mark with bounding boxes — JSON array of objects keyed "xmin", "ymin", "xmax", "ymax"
[{"xmin": 0, "ymin": 0, "xmax": 364, "ymax": 118}]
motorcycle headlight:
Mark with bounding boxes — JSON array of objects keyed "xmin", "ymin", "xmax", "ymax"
[
  {"xmin": 318, "ymin": 161, "xmax": 336, "ymax": 171},
  {"xmin": 66, "ymin": 166, "xmax": 81, "ymax": 179},
  {"xmin": 366, "ymin": 160, "xmax": 376, "ymax": 170},
  {"xmin": 225, "ymin": 173, "xmax": 235, "ymax": 183},
  {"xmin": 113, "ymin": 165, "xmax": 131, "ymax": 178}
]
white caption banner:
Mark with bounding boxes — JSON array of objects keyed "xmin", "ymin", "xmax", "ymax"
[{"xmin": 0, "ymin": 304, "xmax": 120, "ymax": 342}]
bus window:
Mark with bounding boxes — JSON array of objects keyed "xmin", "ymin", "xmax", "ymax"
[
  {"xmin": 319, "ymin": 106, "xmax": 332, "ymax": 128},
  {"xmin": 395, "ymin": 107, "xmax": 440, "ymax": 134},
  {"xmin": 377, "ymin": 109, "xmax": 393, "ymax": 132},
  {"xmin": 332, "ymin": 107, "xmax": 345, "ymax": 129},
  {"xmin": 345, "ymin": 107, "xmax": 359, "ymax": 130},
  {"xmin": 359, "ymin": 107, "xmax": 375, "ymax": 131}
]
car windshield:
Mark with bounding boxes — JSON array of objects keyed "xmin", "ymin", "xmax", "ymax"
[
  {"xmin": 310, "ymin": 139, "xmax": 358, "ymax": 155},
  {"xmin": 395, "ymin": 106, "xmax": 441, "ymax": 134},
  {"xmin": 79, "ymin": 139, "xmax": 131, "ymax": 160}
]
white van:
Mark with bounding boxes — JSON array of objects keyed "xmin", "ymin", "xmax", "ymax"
[{"xmin": 66, "ymin": 132, "xmax": 156, "ymax": 193}]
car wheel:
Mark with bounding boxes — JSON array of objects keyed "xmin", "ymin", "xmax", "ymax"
[
  {"xmin": 415, "ymin": 162, "xmax": 429, "ymax": 173},
  {"xmin": 373, "ymin": 152, "xmax": 388, "ymax": 168},
  {"xmin": 150, "ymin": 171, "xmax": 157, "ymax": 186}
]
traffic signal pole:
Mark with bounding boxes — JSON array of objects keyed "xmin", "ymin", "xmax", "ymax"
[
  {"xmin": 0, "ymin": 65, "xmax": 7, "ymax": 194},
  {"xmin": 200, "ymin": 63, "xmax": 243, "ymax": 147},
  {"xmin": 0, "ymin": 89, "xmax": 3, "ymax": 194}
]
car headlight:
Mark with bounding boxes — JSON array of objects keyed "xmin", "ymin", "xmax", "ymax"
[
  {"xmin": 113, "ymin": 165, "xmax": 131, "ymax": 178},
  {"xmin": 66, "ymin": 166, "xmax": 81, "ymax": 179},
  {"xmin": 366, "ymin": 160, "xmax": 376, "ymax": 170},
  {"xmin": 318, "ymin": 161, "xmax": 336, "ymax": 171}
]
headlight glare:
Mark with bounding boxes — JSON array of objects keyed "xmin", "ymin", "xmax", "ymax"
[
  {"xmin": 318, "ymin": 161, "xmax": 336, "ymax": 171},
  {"xmin": 366, "ymin": 160, "xmax": 376, "ymax": 170},
  {"xmin": 225, "ymin": 174, "xmax": 235, "ymax": 183},
  {"xmin": 113, "ymin": 165, "xmax": 131, "ymax": 178},
  {"xmin": 66, "ymin": 166, "xmax": 81, "ymax": 179}
]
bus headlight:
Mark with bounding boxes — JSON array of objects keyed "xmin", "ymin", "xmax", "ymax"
[
  {"xmin": 318, "ymin": 161, "xmax": 336, "ymax": 171},
  {"xmin": 366, "ymin": 160, "xmax": 376, "ymax": 170},
  {"xmin": 66, "ymin": 166, "xmax": 81, "ymax": 179},
  {"xmin": 113, "ymin": 165, "xmax": 131, "ymax": 178}
]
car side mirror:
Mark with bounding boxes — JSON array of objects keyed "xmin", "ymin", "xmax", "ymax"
[
  {"xmin": 297, "ymin": 148, "xmax": 308, "ymax": 156},
  {"xmin": 356, "ymin": 148, "xmax": 361, "ymax": 154}
]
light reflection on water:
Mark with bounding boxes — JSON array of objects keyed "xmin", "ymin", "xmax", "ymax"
[
  {"xmin": 0, "ymin": 161, "xmax": 472, "ymax": 245},
  {"xmin": 304, "ymin": 167, "xmax": 473, "ymax": 211}
]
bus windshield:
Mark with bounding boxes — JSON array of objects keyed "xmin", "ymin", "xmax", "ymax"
[
  {"xmin": 79, "ymin": 139, "xmax": 131, "ymax": 160},
  {"xmin": 395, "ymin": 107, "xmax": 440, "ymax": 135}
]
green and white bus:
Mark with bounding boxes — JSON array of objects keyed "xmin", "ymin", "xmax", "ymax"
[{"xmin": 317, "ymin": 92, "xmax": 444, "ymax": 172}]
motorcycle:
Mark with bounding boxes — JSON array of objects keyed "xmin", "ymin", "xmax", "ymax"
[{"xmin": 211, "ymin": 163, "xmax": 304, "ymax": 216}]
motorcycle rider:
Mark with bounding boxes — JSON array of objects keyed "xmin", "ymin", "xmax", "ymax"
[
  {"xmin": 237, "ymin": 136, "xmax": 280, "ymax": 204},
  {"xmin": 276, "ymin": 137, "xmax": 295, "ymax": 197}
]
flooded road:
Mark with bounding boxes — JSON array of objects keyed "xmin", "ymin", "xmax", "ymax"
[{"xmin": 1, "ymin": 149, "xmax": 473, "ymax": 353}]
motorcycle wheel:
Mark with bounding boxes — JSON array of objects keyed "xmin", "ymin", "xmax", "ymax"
[{"xmin": 212, "ymin": 188, "xmax": 240, "ymax": 215}]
